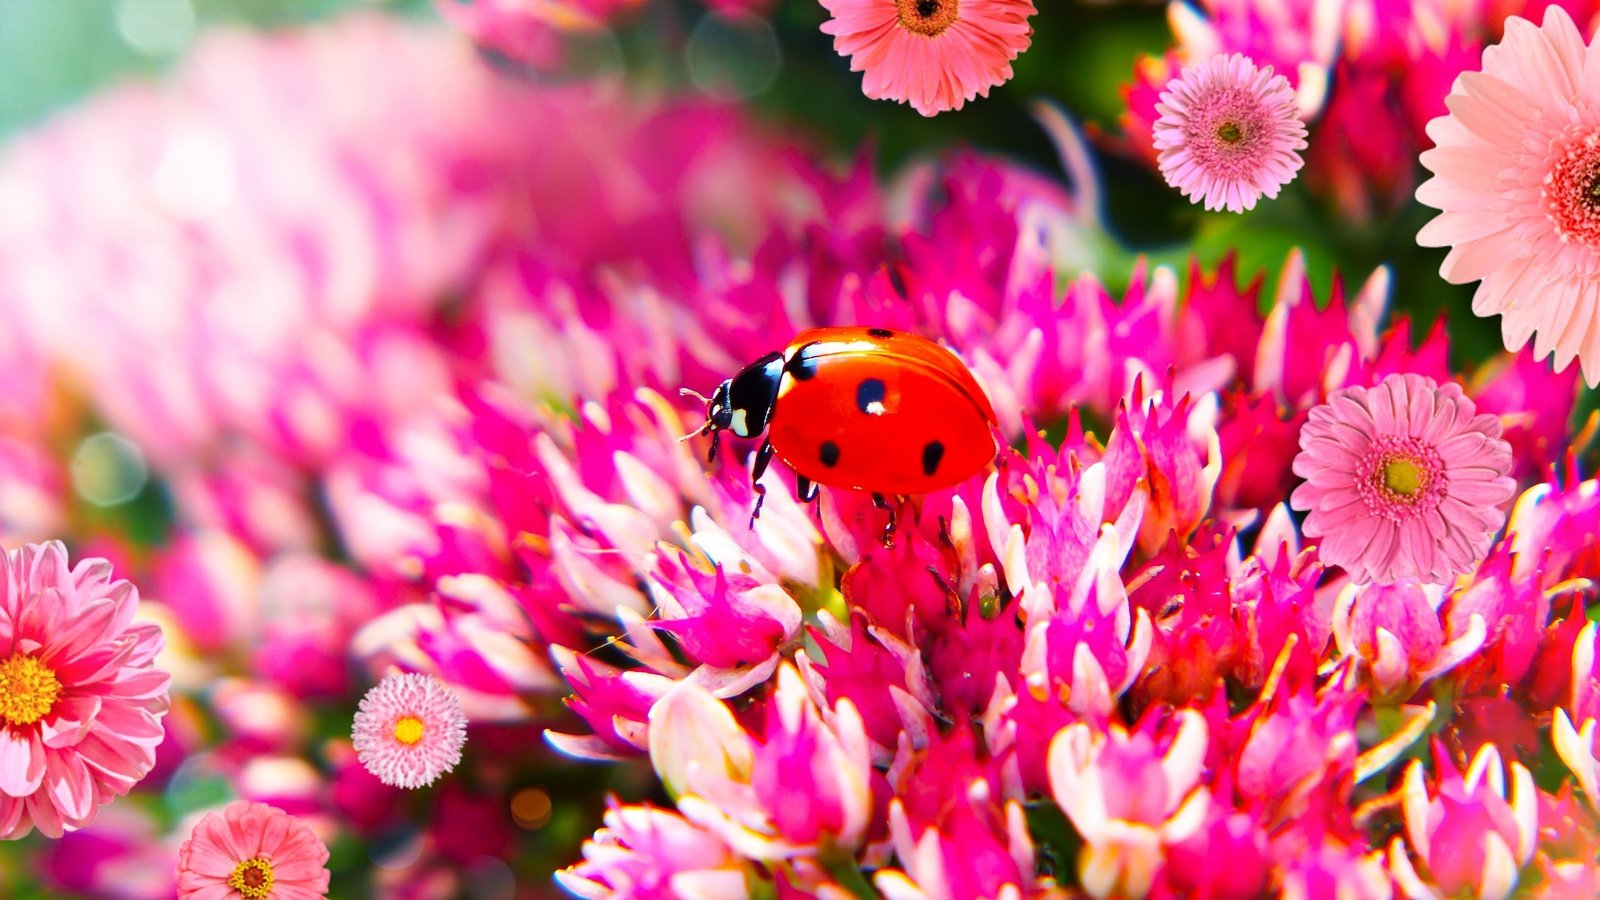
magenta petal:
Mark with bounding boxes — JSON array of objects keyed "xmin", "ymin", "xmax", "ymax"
[
  {"xmin": 0, "ymin": 730, "xmax": 44, "ymax": 797},
  {"xmin": 39, "ymin": 695, "xmax": 102, "ymax": 749},
  {"xmin": 43, "ymin": 750, "xmax": 94, "ymax": 823}
]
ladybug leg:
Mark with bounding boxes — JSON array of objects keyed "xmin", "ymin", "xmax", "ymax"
[
  {"xmin": 748, "ymin": 440, "xmax": 775, "ymax": 529},
  {"xmin": 707, "ymin": 430, "xmax": 722, "ymax": 464},
  {"xmin": 795, "ymin": 474, "xmax": 820, "ymax": 504},
  {"xmin": 872, "ymin": 493, "xmax": 897, "ymax": 548}
]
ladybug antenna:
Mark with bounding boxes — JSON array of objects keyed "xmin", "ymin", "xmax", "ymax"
[{"xmin": 679, "ymin": 387, "xmax": 713, "ymax": 405}]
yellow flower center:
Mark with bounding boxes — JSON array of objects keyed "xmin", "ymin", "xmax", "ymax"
[
  {"xmin": 1382, "ymin": 457, "xmax": 1426, "ymax": 496},
  {"xmin": 0, "ymin": 654, "xmax": 61, "ymax": 726},
  {"xmin": 227, "ymin": 857, "xmax": 274, "ymax": 898},
  {"xmin": 393, "ymin": 715, "xmax": 426, "ymax": 746},
  {"xmin": 895, "ymin": 0, "xmax": 959, "ymax": 37}
]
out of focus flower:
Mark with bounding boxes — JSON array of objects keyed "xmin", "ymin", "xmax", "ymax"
[
  {"xmin": 253, "ymin": 554, "xmax": 379, "ymax": 699},
  {"xmin": 351, "ymin": 673, "xmax": 468, "ymax": 789},
  {"xmin": 819, "ymin": 0, "xmax": 1037, "ymax": 116},
  {"xmin": 437, "ymin": 0, "xmax": 641, "ymax": 71},
  {"xmin": 1048, "ymin": 710, "xmax": 1210, "ymax": 899},
  {"xmin": 37, "ymin": 804, "xmax": 175, "ymax": 899},
  {"xmin": 0, "ymin": 15, "xmax": 541, "ymax": 474},
  {"xmin": 556, "ymin": 802, "xmax": 751, "ymax": 899},
  {"xmin": 0, "ymin": 542, "xmax": 169, "ymax": 839},
  {"xmin": 1291, "ymin": 373, "xmax": 1516, "ymax": 585},
  {"xmin": 176, "ymin": 801, "xmax": 330, "ymax": 899},
  {"xmin": 0, "ymin": 436, "xmax": 66, "ymax": 545},
  {"xmin": 1389, "ymin": 743, "xmax": 1538, "ymax": 900},
  {"xmin": 1416, "ymin": 6, "xmax": 1600, "ymax": 386},
  {"xmin": 1153, "ymin": 53, "xmax": 1308, "ymax": 212}
]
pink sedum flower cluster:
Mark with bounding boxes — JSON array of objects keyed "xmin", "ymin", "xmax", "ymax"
[{"xmin": 318, "ymin": 92, "xmax": 1596, "ymax": 894}]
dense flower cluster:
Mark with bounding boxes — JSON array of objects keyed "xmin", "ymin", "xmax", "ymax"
[
  {"xmin": 0, "ymin": 5, "xmax": 1597, "ymax": 899},
  {"xmin": 1124, "ymin": 0, "xmax": 1600, "ymax": 220}
]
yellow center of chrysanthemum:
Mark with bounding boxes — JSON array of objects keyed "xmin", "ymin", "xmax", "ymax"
[
  {"xmin": 0, "ymin": 654, "xmax": 61, "ymax": 726},
  {"xmin": 393, "ymin": 715, "xmax": 425, "ymax": 746},
  {"xmin": 1217, "ymin": 120, "xmax": 1244, "ymax": 144},
  {"xmin": 227, "ymin": 857, "xmax": 274, "ymax": 898},
  {"xmin": 895, "ymin": 0, "xmax": 959, "ymax": 37},
  {"xmin": 1382, "ymin": 457, "xmax": 1426, "ymax": 496}
]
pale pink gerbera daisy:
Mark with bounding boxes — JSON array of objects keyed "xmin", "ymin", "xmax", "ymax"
[
  {"xmin": 351, "ymin": 672, "xmax": 467, "ymax": 788},
  {"xmin": 0, "ymin": 542, "xmax": 169, "ymax": 840},
  {"xmin": 818, "ymin": 0, "xmax": 1036, "ymax": 117},
  {"xmin": 1290, "ymin": 374, "xmax": 1516, "ymax": 586},
  {"xmin": 1416, "ymin": 6, "xmax": 1600, "ymax": 386},
  {"xmin": 1153, "ymin": 53, "xmax": 1308, "ymax": 213},
  {"xmin": 176, "ymin": 801, "xmax": 330, "ymax": 899}
]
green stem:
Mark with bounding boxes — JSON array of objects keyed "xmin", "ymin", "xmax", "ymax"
[{"xmin": 821, "ymin": 852, "xmax": 881, "ymax": 900}]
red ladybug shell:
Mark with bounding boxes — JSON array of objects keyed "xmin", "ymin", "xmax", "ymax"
[{"xmin": 765, "ymin": 326, "xmax": 998, "ymax": 495}]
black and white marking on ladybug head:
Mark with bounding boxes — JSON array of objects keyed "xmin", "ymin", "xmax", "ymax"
[{"xmin": 719, "ymin": 351, "xmax": 784, "ymax": 438}]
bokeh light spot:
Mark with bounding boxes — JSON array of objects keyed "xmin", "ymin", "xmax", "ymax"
[
  {"xmin": 509, "ymin": 787, "xmax": 553, "ymax": 830},
  {"xmin": 115, "ymin": 0, "xmax": 196, "ymax": 57},
  {"xmin": 685, "ymin": 14, "xmax": 781, "ymax": 101},
  {"xmin": 71, "ymin": 432, "xmax": 149, "ymax": 507}
]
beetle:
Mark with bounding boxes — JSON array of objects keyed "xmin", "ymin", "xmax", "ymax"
[{"xmin": 684, "ymin": 326, "xmax": 999, "ymax": 541}]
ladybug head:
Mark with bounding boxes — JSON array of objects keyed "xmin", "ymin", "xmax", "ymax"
[
  {"xmin": 720, "ymin": 352, "xmax": 784, "ymax": 438},
  {"xmin": 705, "ymin": 381, "xmax": 736, "ymax": 433},
  {"xmin": 682, "ymin": 352, "xmax": 784, "ymax": 461}
]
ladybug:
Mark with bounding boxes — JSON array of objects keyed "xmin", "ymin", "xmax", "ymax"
[{"xmin": 685, "ymin": 326, "xmax": 998, "ymax": 538}]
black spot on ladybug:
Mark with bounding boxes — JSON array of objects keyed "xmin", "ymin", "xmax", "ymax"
[
  {"xmin": 856, "ymin": 378, "xmax": 887, "ymax": 415},
  {"xmin": 921, "ymin": 440, "xmax": 944, "ymax": 477},
  {"xmin": 868, "ymin": 328, "xmax": 894, "ymax": 338},
  {"xmin": 819, "ymin": 441, "xmax": 841, "ymax": 467},
  {"xmin": 786, "ymin": 345, "xmax": 820, "ymax": 381}
]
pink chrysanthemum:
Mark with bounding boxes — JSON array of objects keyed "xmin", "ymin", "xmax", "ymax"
[
  {"xmin": 1416, "ymin": 6, "xmax": 1600, "ymax": 387},
  {"xmin": 1153, "ymin": 53, "xmax": 1308, "ymax": 213},
  {"xmin": 350, "ymin": 672, "xmax": 467, "ymax": 789},
  {"xmin": 818, "ymin": 0, "xmax": 1036, "ymax": 117},
  {"xmin": 0, "ymin": 542, "xmax": 169, "ymax": 840},
  {"xmin": 176, "ymin": 801, "xmax": 330, "ymax": 899},
  {"xmin": 1290, "ymin": 373, "xmax": 1516, "ymax": 585}
]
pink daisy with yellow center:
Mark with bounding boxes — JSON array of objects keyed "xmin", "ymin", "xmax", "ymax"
[
  {"xmin": 0, "ymin": 542, "xmax": 170, "ymax": 840},
  {"xmin": 1416, "ymin": 6, "xmax": 1600, "ymax": 386},
  {"xmin": 350, "ymin": 672, "xmax": 467, "ymax": 789},
  {"xmin": 176, "ymin": 801, "xmax": 330, "ymax": 899},
  {"xmin": 1290, "ymin": 373, "xmax": 1517, "ymax": 586},
  {"xmin": 818, "ymin": 0, "xmax": 1036, "ymax": 117},
  {"xmin": 1153, "ymin": 53, "xmax": 1308, "ymax": 213}
]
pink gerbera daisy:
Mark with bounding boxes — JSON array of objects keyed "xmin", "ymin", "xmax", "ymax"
[
  {"xmin": 350, "ymin": 672, "xmax": 467, "ymax": 788},
  {"xmin": 1290, "ymin": 373, "xmax": 1516, "ymax": 585},
  {"xmin": 176, "ymin": 801, "xmax": 331, "ymax": 899},
  {"xmin": 1416, "ymin": 6, "xmax": 1600, "ymax": 386},
  {"xmin": 818, "ymin": 0, "xmax": 1036, "ymax": 117},
  {"xmin": 1153, "ymin": 53, "xmax": 1308, "ymax": 213},
  {"xmin": 0, "ymin": 542, "xmax": 169, "ymax": 840}
]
